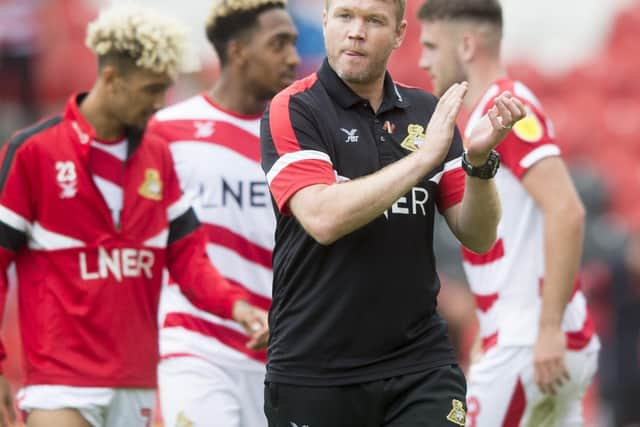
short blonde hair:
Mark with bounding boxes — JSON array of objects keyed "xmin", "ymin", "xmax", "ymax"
[{"xmin": 86, "ymin": 4, "xmax": 188, "ymax": 76}]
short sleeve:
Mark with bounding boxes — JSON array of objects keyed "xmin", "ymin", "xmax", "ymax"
[
  {"xmin": 261, "ymin": 85, "xmax": 336, "ymax": 215},
  {"xmin": 435, "ymin": 126, "xmax": 465, "ymax": 213},
  {"xmin": 495, "ymin": 100, "xmax": 559, "ymax": 180}
]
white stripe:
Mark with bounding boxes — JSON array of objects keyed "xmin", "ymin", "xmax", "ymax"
[
  {"xmin": 429, "ymin": 156, "xmax": 462, "ymax": 184},
  {"xmin": 513, "ymin": 81, "xmax": 543, "ymax": 109},
  {"xmin": 29, "ymin": 222, "xmax": 85, "ymax": 250},
  {"xmin": 465, "ymin": 85, "xmax": 500, "ymax": 138},
  {"xmin": 168, "ymin": 194, "xmax": 192, "ymax": 222},
  {"xmin": 207, "ymin": 242, "xmax": 272, "ymax": 299},
  {"xmin": 520, "ymin": 144, "xmax": 560, "ymax": 169},
  {"xmin": 0, "ymin": 204, "xmax": 29, "ymax": 233},
  {"xmin": 90, "ymin": 140, "xmax": 127, "ymax": 161},
  {"xmin": 266, "ymin": 150, "xmax": 333, "ymax": 185},
  {"xmin": 92, "ymin": 176, "xmax": 123, "ymax": 223},
  {"xmin": 160, "ymin": 327, "xmax": 265, "ymax": 371},
  {"xmin": 154, "ymin": 96, "xmax": 260, "ymax": 137},
  {"xmin": 144, "ymin": 229, "xmax": 169, "ymax": 248}
]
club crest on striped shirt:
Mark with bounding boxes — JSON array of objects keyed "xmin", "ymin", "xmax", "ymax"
[
  {"xmin": 400, "ymin": 124, "xmax": 426, "ymax": 152},
  {"xmin": 138, "ymin": 168, "xmax": 163, "ymax": 201}
]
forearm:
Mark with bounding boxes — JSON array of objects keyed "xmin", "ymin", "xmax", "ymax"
[
  {"xmin": 168, "ymin": 228, "xmax": 249, "ymax": 319},
  {"xmin": 292, "ymin": 150, "xmax": 440, "ymax": 245},
  {"xmin": 454, "ymin": 176, "xmax": 501, "ymax": 253},
  {"xmin": 540, "ymin": 207, "xmax": 585, "ymax": 328}
]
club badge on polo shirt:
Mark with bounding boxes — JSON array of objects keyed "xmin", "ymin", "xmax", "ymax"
[
  {"xmin": 446, "ymin": 399, "xmax": 467, "ymax": 426},
  {"xmin": 512, "ymin": 107, "xmax": 544, "ymax": 142},
  {"xmin": 138, "ymin": 168, "xmax": 163, "ymax": 201},
  {"xmin": 400, "ymin": 124, "xmax": 426, "ymax": 152}
]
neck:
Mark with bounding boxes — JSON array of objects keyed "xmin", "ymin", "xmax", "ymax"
[
  {"xmin": 464, "ymin": 57, "xmax": 508, "ymax": 110},
  {"xmin": 79, "ymin": 86, "xmax": 126, "ymax": 140},
  {"xmin": 344, "ymin": 74, "xmax": 386, "ymax": 112},
  {"xmin": 209, "ymin": 69, "xmax": 267, "ymax": 117}
]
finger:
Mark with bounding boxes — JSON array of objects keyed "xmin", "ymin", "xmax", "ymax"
[
  {"xmin": 487, "ymin": 107, "xmax": 502, "ymax": 131},
  {"xmin": 503, "ymin": 99, "xmax": 525, "ymax": 122},
  {"xmin": 6, "ymin": 398, "xmax": 15, "ymax": 424},
  {"xmin": 0, "ymin": 409, "xmax": 7, "ymax": 427},
  {"xmin": 495, "ymin": 98, "xmax": 513, "ymax": 128},
  {"xmin": 513, "ymin": 98, "xmax": 527, "ymax": 118}
]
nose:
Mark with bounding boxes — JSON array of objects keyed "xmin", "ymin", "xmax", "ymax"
[
  {"xmin": 347, "ymin": 18, "xmax": 366, "ymax": 41},
  {"xmin": 418, "ymin": 49, "xmax": 431, "ymax": 71},
  {"xmin": 288, "ymin": 46, "xmax": 301, "ymax": 68}
]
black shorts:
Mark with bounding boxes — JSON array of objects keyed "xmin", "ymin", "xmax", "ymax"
[{"xmin": 264, "ymin": 364, "xmax": 467, "ymax": 427}]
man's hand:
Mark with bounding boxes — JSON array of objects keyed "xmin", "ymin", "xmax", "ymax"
[
  {"xmin": 232, "ymin": 301, "xmax": 269, "ymax": 350},
  {"xmin": 533, "ymin": 326, "xmax": 570, "ymax": 395},
  {"xmin": 419, "ymin": 82, "xmax": 468, "ymax": 165},
  {"xmin": 466, "ymin": 92, "xmax": 526, "ymax": 165},
  {"xmin": 0, "ymin": 375, "xmax": 15, "ymax": 427}
]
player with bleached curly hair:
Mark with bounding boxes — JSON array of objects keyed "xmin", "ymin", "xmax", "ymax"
[{"xmin": 0, "ymin": 5, "xmax": 270, "ymax": 427}]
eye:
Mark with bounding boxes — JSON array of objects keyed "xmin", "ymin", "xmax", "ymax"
[{"xmin": 367, "ymin": 16, "xmax": 384, "ymax": 24}]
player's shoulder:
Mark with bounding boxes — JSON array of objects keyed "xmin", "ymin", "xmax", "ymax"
[
  {"xmin": 153, "ymin": 94, "xmax": 210, "ymax": 123},
  {"xmin": 4, "ymin": 115, "xmax": 65, "ymax": 157},
  {"xmin": 493, "ymin": 79, "xmax": 545, "ymax": 112}
]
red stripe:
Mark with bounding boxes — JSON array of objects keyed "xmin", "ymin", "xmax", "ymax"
[
  {"xmin": 203, "ymin": 223, "xmax": 272, "ymax": 269},
  {"xmin": 163, "ymin": 312, "xmax": 267, "ymax": 363},
  {"xmin": 269, "ymin": 74, "xmax": 318, "ymax": 156},
  {"xmin": 167, "ymin": 275, "xmax": 271, "ymax": 312},
  {"xmin": 567, "ymin": 313, "xmax": 594, "ymax": 351},
  {"xmin": 158, "ymin": 120, "xmax": 261, "ymax": 163},
  {"xmin": 89, "ymin": 146, "xmax": 124, "ymax": 186},
  {"xmin": 482, "ymin": 332, "xmax": 499, "ymax": 352},
  {"xmin": 474, "ymin": 292, "xmax": 499, "ymax": 313},
  {"xmin": 225, "ymin": 277, "xmax": 271, "ymax": 311},
  {"xmin": 437, "ymin": 167, "xmax": 465, "ymax": 212},
  {"xmin": 160, "ymin": 352, "xmax": 206, "ymax": 361},
  {"xmin": 268, "ymin": 160, "xmax": 336, "ymax": 213},
  {"xmin": 462, "ymin": 238, "xmax": 505, "ymax": 265},
  {"xmin": 501, "ymin": 378, "xmax": 526, "ymax": 427}
]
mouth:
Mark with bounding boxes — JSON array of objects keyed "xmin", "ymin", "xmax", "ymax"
[{"xmin": 343, "ymin": 49, "xmax": 366, "ymax": 57}]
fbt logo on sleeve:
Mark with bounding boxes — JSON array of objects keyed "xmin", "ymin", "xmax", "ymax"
[{"xmin": 79, "ymin": 247, "xmax": 156, "ymax": 282}]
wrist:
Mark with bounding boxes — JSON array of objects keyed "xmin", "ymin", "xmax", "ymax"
[
  {"xmin": 232, "ymin": 300, "xmax": 250, "ymax": 321},
  {"xmin": 465, "ymin": 150, "xmax": 491, "ymax": 167},
  {"xmin": 462, "ymin": 150, "xmax": 500, "ymax": 179}
]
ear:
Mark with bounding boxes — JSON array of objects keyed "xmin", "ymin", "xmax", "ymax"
[
  {"xmin": 458, "ymin": 32, "xmax": 476, "ymax": 63},
  {"xmin": 322, "ymin": 8, "xmax": 328, "ymax": 39},
  {"xmin": 393, "ymin": 19, "xmax": 408, "ymax": 49},
  {"xmin": 227, "ymin": 39, "xmax": 248, "ymax": 68},
  {"xmin": 100, "ymin": 65, "xmax": 119, "ymax": 93}
]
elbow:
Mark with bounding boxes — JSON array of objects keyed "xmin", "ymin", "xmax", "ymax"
[
  {"xmin": 466, "ymin": 230, "xmax": 498, "ymax": 254},
  {"xmin": 302, "ymin": 215, "xmax": 341, "ymax": 246},
  {"xmin": 563, "ymin": 199, "xmax": 586, "ymax": 235}
]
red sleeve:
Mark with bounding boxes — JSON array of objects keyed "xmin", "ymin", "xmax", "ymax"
[
  {"xmin": 261, "ymin": 76, "xmax": 336, "ymax": 214},
  {"xmin": 162, "ymin": 148, "xmax": 249, "ymax": 319},
  {"xmin": 167, "ymin": 227, "xmax": 249, "ymax": 320},
  {"xmin": 436, "ymin": 128, "xmax": 466, "ymax": 213},
  {"xmin": 0, "ymin": 143, "xmax": 33, "ymax": 371},
  {"xmin": 495, "ymin": 101, "xmax": 559, "ymax": 179}
]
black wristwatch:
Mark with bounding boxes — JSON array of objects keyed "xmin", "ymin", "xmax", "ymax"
[{"xmin": 461, "ymin": 150, "xmax": 501, "ymax": 179}]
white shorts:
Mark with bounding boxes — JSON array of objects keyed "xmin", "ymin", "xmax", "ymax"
[
  {"xmin": 466, "ymin": 345, "xmax": 599, "ymax": 427},
  {"xmin": 158, "ymin": 356, "xmax": 266, "ymax": 427},
  {"xmin": 16, "ymin": 385, "xmax": 155, "ymax": 427}
]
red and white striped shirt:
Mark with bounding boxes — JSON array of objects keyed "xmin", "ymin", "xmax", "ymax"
[
  {"xmin": 462, "ymin": 79, "xmax": 598, "ymax": 353},
  {"xmin": 148, "ymin": 94, "xmax": 273, "ymax": 371}
]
